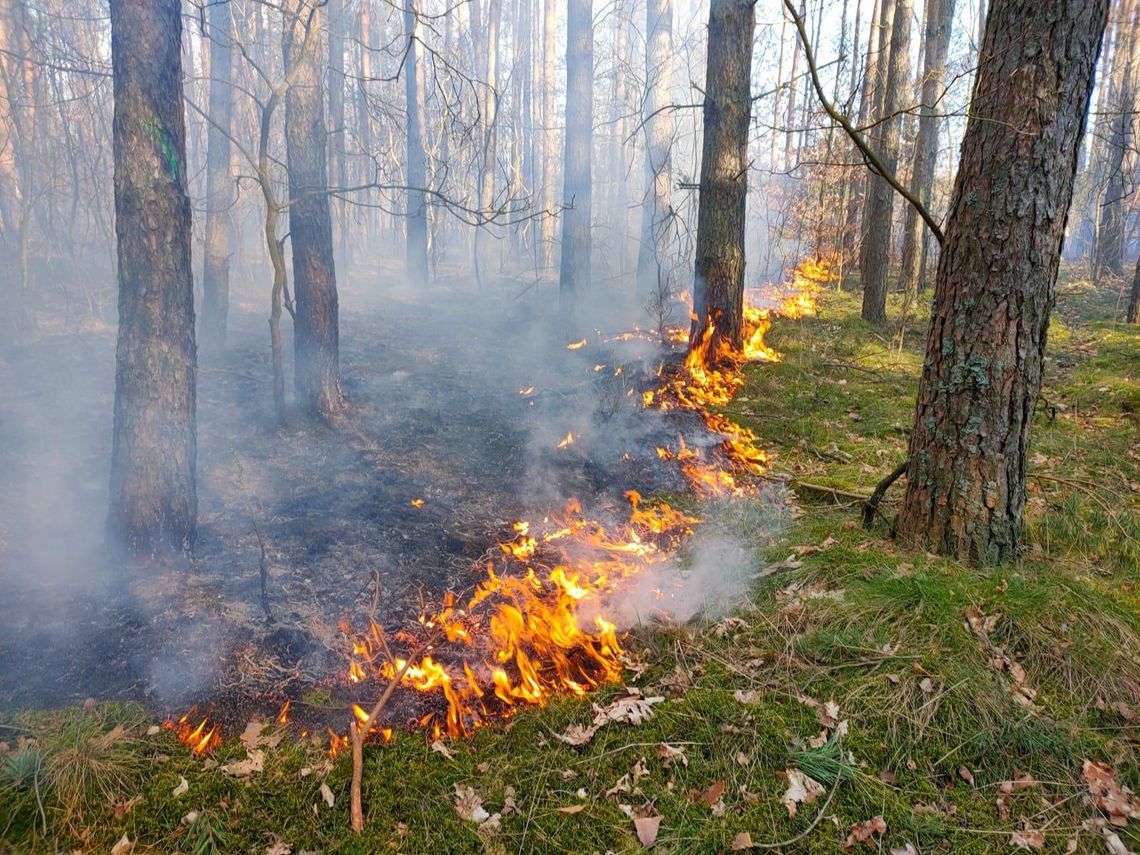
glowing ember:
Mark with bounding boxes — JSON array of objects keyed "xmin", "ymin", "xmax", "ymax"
[
  {"xmin": 519, "ymin": 386, "xmax": 535, "ymax": 396},
  {"xmin": 164, "ymin": 709, "xmax": 222, "ymax": 756},
  {"xmin": 557, "ymin": 432, "xmax": 574, "ymax": 449},
  {"xmin": 410, "ymin": 498, "xmax": 425, "ymax": 508}
]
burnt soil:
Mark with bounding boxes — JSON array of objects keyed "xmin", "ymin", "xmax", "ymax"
[{"xmin": 0, "ymin": 278, "xmax": 724, "ymax": 737}]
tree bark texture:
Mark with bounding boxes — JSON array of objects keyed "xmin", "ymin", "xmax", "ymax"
[
  {"xmin": 689, "ymin": 0, "xmax": 755, "ymax": 355},
  {"xmin": 897, "ymin": 0, "xmax": 1110, "ymax": 563},
  {"xmin": 899, "ymin": 0, "xmax": 954, "ymax": 296},
  {"xmin": 107, "ymin": 0, "xmax": 198, "ymax": 555},
  {"xmin": 859, "ymin": 0, "xmax": 910, "ymax": 324},
  {"xmin": 558, "ymin": 0, "xmax": 593, "ymax": 310},
  {"xmin": 200, "ymin": 0, "xmax": 234, "ymax": 351},
  {"xmin": 636, "ymin": 0, "xmax": 674, "ymax": 298},
  {"xmin": 284, "ymin": 0, "xmax": 342, "ymax": 418}
]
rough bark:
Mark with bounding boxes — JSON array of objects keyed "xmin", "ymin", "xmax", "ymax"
[
  {"xmin": 897, "ymin": 0, "xmax": 1110, "ymax": 563},
  {"xmin": 900, "ymin": 0, "xmax": 954, "ymax": 295},
  {"xmin": 284, "ymin": 0, "xmax": 342, "ymax": 418},
  {"xmin": 200, "ymin": 0, "xmax": 234, "ymax": 351},
  {"xmin": 404, "ymin": 0, "xmax": 428, "ymax": 283},
  {"xmin": 107, "ymin": 0, "xmax": 197, "ymax": 556},
  {"xmin": 539, "ymin": 0, "xmax": 557, "ymax": 271},
  {"xmin": 636, "ymin": 0, "xmax": 675, "ymax": 298},
  {"xmin": 859, "ymin": 0, "xmax": 909, "ymax": 324},
  {"xmin": 689, "ymin": 0, "xmax": 755, "ymax": 355},
  {"xmin": 558, "ymin": 0, "xmax": 593, "ymax": 311}
]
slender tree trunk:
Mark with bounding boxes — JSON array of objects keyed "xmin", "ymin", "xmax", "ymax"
[
  {"xmin": 107, "ymin": 0, "xmax": 197, "ymax": 556},
  {"xmin": 475, "ymin": 0, "xmax": 501, "ymax": 279},
  {"xmin": 1127, "ymin": 250, "xmax": 1140, "ymax": 322},
  {"xmin": 842, "ymin": 0, "xmax": 881, "ymax": 267},
  {"xmin": 636, "ymin": 0, "xmax": 675, "ymax": 298},
  {"xmin": 897, "ymin": 0, "xmax": 1110, "ymax": 563},
  {"xmin": 859, "ymin": 0, "xmax": 910, "ymax": 324},
  {"xmin": 783, "ymin": 37, "xmax": 801, "ymax": 169},
  {"xmin": 1093, "ymin": 1, "xmax": 1138, "ymax": 280},
  {"xmin": 404, "ymin": 0, "xmax": 429, "ymax": 283},
  {"xmin": 609, "ymin": 10, "xmax": 630, "ymax": 280},
  {"xmin": 540, "ymin": 0, "xmax": 557, "ymax": 272},
  {"xmin": 688, "ymin": 0, "xmax": 755, "ymax": 355},
  {"xmin": 285, "ymin": 0, "xmax": 342, "ymax": 418},
  {"xmin": 900, "ymin": 0, "xmax": 954, "ymax": 295},
  {"xmin": 327, "ymin": 0, "xmax": 347, "ymax": 269},
  {"xmin": 200, "ymin": 0, "xmax": 234, "ymax": 351},
  {"xmin": 558, "ymin": 0, "xmax": 593, "ymax": 312},
  {"xmin": 357, "ymin": 1, "xmax": 374, "ymax": 240}
]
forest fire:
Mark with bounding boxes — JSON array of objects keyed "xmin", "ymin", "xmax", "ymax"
[{"xmin": 163, "ymin": 709, "xmax": 222, "ymax": 756}]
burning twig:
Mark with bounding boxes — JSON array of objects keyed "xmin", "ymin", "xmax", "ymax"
[{"xmin": 349, "ymin": 628, "xmax": 443, "ymax": 833}]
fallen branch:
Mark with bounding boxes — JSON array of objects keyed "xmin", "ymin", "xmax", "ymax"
[{"xmin": 862, "ymin": 459, "xmax": 909, "ymax": 529}]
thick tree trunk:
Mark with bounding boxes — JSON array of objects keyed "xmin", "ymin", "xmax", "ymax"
[
  {"xmin": 897, "ymin": 0, "xmax": 1109, "ymax": 563},
  {"xmin": 899, "ymin": 0, "xmax": 954, "ymax": 295},
  {"xmin": 539, "ymin": 0, "xmax": 557, "ymax": 272},
  {"xmin": 859, "ymin": 0, "xmax": 910, "ymax": 324},
  {"xmin": 284, "ymin": 0, "xmax": 342, "ymax": 418},
  {"xmin": 636, "ymin": 0, "xmax": 675, "ymax": 299},
  {"xmin": 107, "ymin": 0, "xmax": 197, "ymax": 555},
  {"xmin": 404, "ymin": 0, "xmax": 428, "ymax": 283},
  {"xmin": 688, "ymin": 0, "xmax": 755, "ymax": 355},
  {"xmin": 200, "ymin": 0, "xmax": 234, "ymax": 351},
  {"xmin": 558, "ymin": 0, "xmax": 593, "ymax": 311}
]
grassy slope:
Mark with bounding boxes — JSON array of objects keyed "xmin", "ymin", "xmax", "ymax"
[{"xmin": 3, "ymin": 275, "xmax": 1139, "ymax": 855}]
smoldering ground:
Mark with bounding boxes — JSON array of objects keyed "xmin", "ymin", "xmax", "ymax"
[{"xmin": 0, "ymin": 263, "xmax": 787, "ymax": 733}]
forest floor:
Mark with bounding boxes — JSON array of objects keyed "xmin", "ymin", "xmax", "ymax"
[{"xmin": 2, "ymin": 269, "xmax": 1139, "ymax": 854}]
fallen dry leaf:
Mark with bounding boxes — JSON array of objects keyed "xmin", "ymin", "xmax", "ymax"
[
  {"xmin": 781, "ymin": 769, "xmax": 825, "ymax": 817},
  {"xmin": 657, "ymin": 743, "xmax": 688, "ymax": 767},
  {"xmin": 889, "ymin": 846, "xmax": 917, "ymax": 855},
  {"xmin": 556, "ymin": 803, "xmax": 585, "ymax": 814},
  {"xmin": 454, "ymin": 784, "xmax": 490, "ymax": 824},
  {"xmin": 1082, "ymin": 759, "xmax": 1140, "ymax": 826},
  {"xmin": 240, "ymin": 720, "xmax": 266, "ymax": 751},
  {"xmin": 430, "ymin": 739, "xmax": 455, "ymax": 760},
  {"xmin": 1010, "ymin": 828, "xmax": 1045, "ymax": 850},
  {"xmin": 733, "ymin": 688, "xmax": 763, "ymax": 705},
  {"xmin": 110, "ymin": 834, "xmax": 132, "ymax": 855},
  {"xmin": 844, "ymin": 815, "xmax": 886, "ymax": 849},
  {"xmin": 958, "ymin": 766, "xmax": 975, "ymax": 787},
  {"xmin": 633, "ymin": 815, "xmax": 662, "ymax": 847},
  {"xmin": 700, "ymin": 779, "xmax": 726, "ymax": 807},
  {"xmin": 556, "ymin": 691, "xmax": 665, "ymax": 746},
  {"xmin": 111, "ymin": 796, "xmax": 142, "ymax": 819},
  {"xmin": 264, "ymin": 843, "xmax": 292, "ymax": 855},
  {"xmin": 172, "ymin": 776, "xmax": 189, "ymax": 797},
  {"xmin": 221, "ymin": 748, "xmax": 265, "ymax": 777},
  {"xmin": 319, "ymin": 782, "xmax": 335, "ymax": 808},
  {"xmin": 732, "ymin": 831, "xmax": 753, "ymax": 850}
]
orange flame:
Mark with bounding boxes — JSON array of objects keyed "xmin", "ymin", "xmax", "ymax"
[{"xmin": 164, "ymin": 709, "xmax": 222, "ymax": 756}]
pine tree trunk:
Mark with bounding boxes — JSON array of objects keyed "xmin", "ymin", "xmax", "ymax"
[
  {"xmin": 200, "ymin": 0, "xmax": 234, "ymax": 351},
  {"xmin": 899, "ymin": 0, "xmax": 954, "ymax": 295},
  {"xmin": 404, "ymin": 0, "xmax": 428, "ymax": 283},
  {"xmin": 636, "ymin": 0, "xmax": 674, "ymax": 298},
  {"xmin": 1127, "ymin": 251, "xmax": 1140, "ymax": 322},
  {"xmin": 107, "ymin": 0, "xmax": 197, "ymax": 555},
  {"xmin": 284, "ymin": 0, "xmax": 342, "ymax": 418},
  {"xmin": 558, "ymin": 0, "xmax": 593, "ymax": 311},
  {"xmin": 540, "ymin": 0, "xmax": 557, "ymax": 272},
  {"xmin": 327, "ymin": 0, "xmax": 347, "ymax": 269},
  {"xmin": 859, "ymin": 0, "xmax": 910, "ymax": 324},
  {"xmin": 689, "ymin": 0, "xmax": 755, "ymax": 355},
  {"xmin": 897, "ymin": 0, "xmax": 1110, "ymax": 563},
  {"xmin": 1093, "ymin": 1, "xmax": 1138, "ymax": 280}
]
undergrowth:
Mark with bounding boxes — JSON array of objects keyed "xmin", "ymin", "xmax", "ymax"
[{"xmin": 2, "ymin": 270, "xmax": 1138, "ymax": 854}]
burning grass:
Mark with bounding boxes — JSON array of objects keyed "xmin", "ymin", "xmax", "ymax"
[{"xmin": 3, "ymin": 278, "xmax": 1140, "ymax": 853}]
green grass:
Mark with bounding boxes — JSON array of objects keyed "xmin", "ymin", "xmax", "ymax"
[{"xmin": 2, "ymin": 268, "xmax": 1139, "ymax": 854}]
